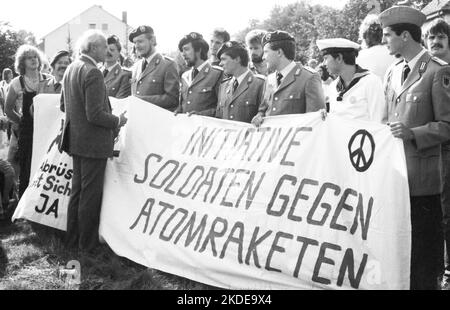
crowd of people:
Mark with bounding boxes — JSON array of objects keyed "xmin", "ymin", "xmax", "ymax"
[{"xmin": 0, "ymin": 5, "xmax": 449, "ymax": 290}]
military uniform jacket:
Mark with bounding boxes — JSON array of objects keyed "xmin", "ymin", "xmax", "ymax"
[
  {"xmin": 178, "ymin": 63, "xmax": 223, "ymax": 117},
  {"xmin": 104, "ymin": 63, "xmax": 131, "ymax": 99},
  {"xmin": 384, "ymin": 51, "xmax": 450, "ymax": 196},
  {"xmin": 258, "ymin": 63, "xmax": 325, "ymax": 116},
  {"xmin": 131, "ymin": 53, "xmax": 180, "ymax": 111},
  {"xmin": 216, "ymin": 71, "xmax": 265, "ymax": 123}
]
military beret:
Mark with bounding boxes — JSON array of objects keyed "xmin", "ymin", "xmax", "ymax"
[
  {"xmin": 50, "ymin": 50, "xmax": 70, "ymax": 68},
  {"xmin": 379, "ymin": 6, "xmax": 426, "ymax": 28},
  {"xmin": 217, "ymin": 41, "xmax": 246, "ymax": 59},
  {"xmin": 129, "ymin": 25, "xmax": 154, "ymax": 42},
  {"xmin": 178, "ymin": 32, "xmax": 204, "ymax": 51},
  {"xmin": 262, "ymin": 31, "xmax": 295, "ymax": 46},
  {"xmin": 317, "ymin": 38, "xmax": 360, "ymax": 55}
]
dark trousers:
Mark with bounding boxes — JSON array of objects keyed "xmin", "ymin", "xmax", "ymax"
[
  {"xmin": 65, "ymin": 155, "xmax": 107, "ymax": 252},
  {"xmin": 441, "ymin": 147, "xmax": 450, "ymax": 273},
  {"xmin": 410, "ymin": 195, "xmax": 444, "ymax": 290}
]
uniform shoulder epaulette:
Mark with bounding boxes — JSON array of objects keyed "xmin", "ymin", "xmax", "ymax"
[
  {"xmin": 254, "ymin": 74, "xmax": 266, "ymax": 80},
  {"xmin": 431, "ymin": 56, "xmax": 448, "ymax": 66},
  {"xmin": 163, "ymin": 55, "xmax": 175, "ymax": 62},
  {"xmin": 221, "ymin": 76, "xmax": 232, "ymax": 83},
  {"xmin": 211, "ymin": 65, "xmax": 224, "ymax": 72}
]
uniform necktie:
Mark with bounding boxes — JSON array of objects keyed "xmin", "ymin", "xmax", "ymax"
[
  {"xmin": 276, "ymin": 72, "xmax": 283, "ymax": 87},
  {"xmin": 103, "ymin": 69, "xmax": 109, "ymax": 78},
  {"xmin": 402, "ymin": 64, "xmax": 410, "ymax": 85},
  {"xmin": 142, "ymin": 59, "xmax": 148, "ymax": 73},
  {"xmin": 192, "ymin": 68, "xmax": 199, "ymax": 81},
  {"xmin": 232, "ymin": 79, "xmax": 239, "ymax": 94},
  {"xmin": 54, "ymin": 82, "xmax": 61, "ymax": 92}
]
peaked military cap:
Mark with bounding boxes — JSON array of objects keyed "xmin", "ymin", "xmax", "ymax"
[
  {"xmin": 379, "ymin": 6, "xmax": 426, "ymax": 28},
  {"xmin": 129, "ymin": 25, "xmax": 154, "ymax": 42},
  {"xmin": 317, "ymin": 38, "xmax": 361, "ymax": 55},
  {"xmin": 262, "ymin": 31, "xmax": 295, "ymax": 46}
]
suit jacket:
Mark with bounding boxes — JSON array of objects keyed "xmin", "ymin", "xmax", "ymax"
[
  {"xmin": 59, "ymin": 55, "xmax": 118, "ymax": 159},
  {"xmin": 178, "ymin": 63, "xmax": 223, "ymax": 117},
  {"xmin": 216, "ymin": 71, "xmax": 265, "ymax": 123},
  {"xmin": 258, "ymin": 63, "xmax": 325, "ymax": 116},
  {"xmin": 131, "ymin": 53, "xmax": 179, "ymax": 110},
  {"xmin": 103, "ymin": 63, "xmax": 131, "ymax": 99},
  {"xmin": 384, "ymin": 51, "xmax": 450, "ymax": 196}
]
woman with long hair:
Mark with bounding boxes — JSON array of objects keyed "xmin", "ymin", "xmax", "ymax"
[{"xmin": 5, "ymin": 44, "xmax": 48, "ymax": 198}]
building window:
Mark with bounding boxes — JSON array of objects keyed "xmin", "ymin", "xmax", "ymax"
[
  {"xmin": 102, "ymin": 24, "xmax": 108, "ymax": 31},
  {"xmin": 89, "ymin": 24, "xmax": 96, "ymax": 29}
]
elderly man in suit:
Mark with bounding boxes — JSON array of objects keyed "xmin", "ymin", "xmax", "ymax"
[
  {"xmin": 251, "ymin": 31, "xmax": 325, "ymax": 127},
  {"xmin": 60, "ymin": 30, "xmax": 127, "ymax": 253},
  {"xmin": 130, "ymin": 26, "xmax": 179, "ymax": 111},
  {"xmin": 176, "ymin": 32, "xmax": 223, "ymax": 117},
  {"xmin": 216, "ymin": 41, "xmax": 265, "ymax": 123},
  {"xmin": 102, "ymin": 35, "xmax": 131, "ymax": 99},
  {"xmin": 381, "ymin": 6, "xmax": 450, "ymax": 290}
]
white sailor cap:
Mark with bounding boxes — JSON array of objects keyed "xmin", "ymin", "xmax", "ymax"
[{"xmin": 316, "ymin": 38, "xmax": 361, "ymax": 55}]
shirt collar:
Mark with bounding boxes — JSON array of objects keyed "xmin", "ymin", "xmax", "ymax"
[
  {"xmin": 404, "ymin": 48, "xmax": 427, "ymax": 70},
  {"xmin": 194, "ymin": 60, "xmax": 208, "ymax": 72},
  {"xmin": 106, "ymin": 62, "xmax": 119, "ymax": 72},
  {"xmin": 336, "ymin": 65, "xmax": 369, "ymax": 93},
  {"xmin": 145, "ymin": 51, "xmax": 158, "ymax": 64},
  {"xmin": 81, "ymin": 53, "xmax": 97, "ymax": 66},
  {"xmin": 278, "ymin": 61, "xmax": 297, "ymax": 80},
  {"xmin": 235, "ymin": 70, "xmax": 250, "ymax": 86}
]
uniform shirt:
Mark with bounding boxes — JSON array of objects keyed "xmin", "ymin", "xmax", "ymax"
[
  {"xmin": 103, "ymin": 63, "xmax": 131, "ymax": 99},
  {"xmin": 131, "ymin": 53, "xmax": 180, "ymax": 111},
  {"xmin": 216, "ymin": 70, "xmax": 265, "ymax": 123},
  {"xmin": 327, "ymin": 66, "xmax": 385, "ymax": 122},
  {"xmin": 390, "ymin": 49, "xmax": 427, "ymax": 95},
  {"xmin": 259, "ymin": 62, "xmax": 325, "ymax": 117},
  {"xmin": 178, "ymin": 61, "xmax": 223, "ymax": 117}
]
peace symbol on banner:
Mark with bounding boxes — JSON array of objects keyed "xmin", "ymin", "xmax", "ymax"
[{"xmin": 348, "ymin": 129, "xmax": 375, "ymax": 172}]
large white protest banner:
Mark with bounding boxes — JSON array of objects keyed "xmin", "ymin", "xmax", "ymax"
[
  {"xmin": 13, "ymin": 94, "xmax": 127, "ymax": 231},
  {"xmin": 99, "ymin": 97, "xmax": 411, "ymax": 290}
]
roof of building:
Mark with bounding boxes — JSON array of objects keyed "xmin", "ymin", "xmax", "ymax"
[
  {"xmin": 42, "ymin": 5, "xmax": 129, "ymax": 39},
  {"xmin": 422, "ymin": 0, "xmax": 450, "ymax": 16}
]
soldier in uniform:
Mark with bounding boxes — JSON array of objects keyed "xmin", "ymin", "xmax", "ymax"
[
  {"xmin": 102, "ymin": 35, "xmax": 131, "ymax": 99},
  {"xmin": 245, "ymin": 29, "xmax": 269, "ymax": 76},
  {"xmin": 216, "ymin": 41, "xmax": 265, "ymax": 123},
  {"xmin": 380, "ymin": 6, "xmax": 450, "ymax": 290},
  {"xmin": 316, "ymin": 38, "xmax": 385, "ymax": 122},
  {"xmin": 252, "ymin": 31, "xmax": 325, "ymax": 127},
  {"xmin": 129, "ymin": 25, "xmax": 180, "ymax": 111},
  {"xmin": 176, "ymin": 32, "xmax": 223, "ymax": 117},
  {"xmin": 209, "ymin": 28, "xmax": 230, "ymax": 66},
  {"xmin": 39, "ymin": 50, "xmax": 71, "ymax": 94}
]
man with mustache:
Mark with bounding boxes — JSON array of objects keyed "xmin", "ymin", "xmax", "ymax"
[
  {"xmin": 381, "ymin": 6, "xmax": 450, "ymax": 290},
  {"xmin": 176, "ymin": 32, "xmax": 223, "ymax": 117},
  {"xmin": 424, "ymin": 18, "xmax": 450, "ymax": 289},
  {"xmin": 102, "ymin": 35, "xmax": 131, "ymax": 99},
  {"xmin": 129, "ymin": 25, "xmax": 179, "ymax": 111},
  {"xmin": 39, "ymin": 50, "xmax": 71, "ymax": 94},
  {"xmin": 245, "ymin": 29, "xmax": 270, "ymax": 76}
]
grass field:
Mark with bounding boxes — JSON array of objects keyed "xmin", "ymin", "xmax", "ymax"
[{"xmin": 0, "ymin": 219, "xmax": 215, "ymax": 290}]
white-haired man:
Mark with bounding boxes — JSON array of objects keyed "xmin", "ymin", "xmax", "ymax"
[{"xmin": 60, "ymin": 30, "xmax": 127, "ymax": 253}]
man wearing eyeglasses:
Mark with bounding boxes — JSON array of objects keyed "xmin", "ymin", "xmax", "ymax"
[{"xmin": 317, "ymin": 38, "xmax": 385, "ymax": 123}]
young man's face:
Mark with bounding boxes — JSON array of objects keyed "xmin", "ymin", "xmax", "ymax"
[
  {"xmin": 210, "ymin": 35, "xmax": 225, "ymax": 57},
  {"xmin": 133, "ymin": 34, "xmax": 154, "ymax": 58},
  {"xmin": 426, "ymin": 32, "xmax": 450, "ymax": 59},
  {"xmin": 382, "ymin": 27, "xmax": 404, "ymax": 56},
  {"xmin": 219, "ymin": 53, "xmax": 240, "ymax": 76},
  {"xmin": 322, "ymin": 54, "xmax": 340, "ymax": 75},
  {"xmin": 106, "ymin": 44, "xmax": 121, "ymax": 64},
  {"xmin": 181, "ymin": 43, "xmax": 199, "ymax": 67},
  {"xmin": 247, "ymin": 42, "xmax": 264, "ymax": 63},
  {"xmin": 263, "ymin": 44, "xmax": 279, "ymax": 72}
]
